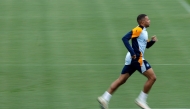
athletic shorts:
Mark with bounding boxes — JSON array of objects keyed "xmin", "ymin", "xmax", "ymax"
[{"xmin": 121, "ymin": 60, "xmax": 151, "ymax": 75}]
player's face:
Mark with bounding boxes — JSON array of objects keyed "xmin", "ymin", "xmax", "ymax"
[{"xmin": 142, "ymin": 16, "xmax": 150, "ymax": 27}]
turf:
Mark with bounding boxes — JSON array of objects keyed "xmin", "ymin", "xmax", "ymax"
[
  {"xmin": 186, "ymin": 0, "xmax": 190, "ymax": 4},
  {"xmin": 0, "ymin": 0, "xmax": 190, "ymax": 109}
]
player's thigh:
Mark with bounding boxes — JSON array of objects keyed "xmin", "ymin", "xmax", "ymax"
[
  {"xmin": 133, "ymin": 60, "xmax": 153, "ymax": 74},
  {"xmin": 143, "ymin": 68, "xmax": 156, "ymax": 80},
  {"xmin": 118, "ymin": 65, "xmax": 135, "ymax": 83},
  {"xmin": 118, "ymin": 73, "xmax": 130, "ymax": 83},
  {"xmin": 142, "ymin": 60, "xmax": 156, "ymax": 79},
  {"xmin": 121, "ymin": 65, "xmax": 136, "ymax": 78},
  {"xmin": 131, "ymin": 60, "xmax": 156, "ymax": 80}
]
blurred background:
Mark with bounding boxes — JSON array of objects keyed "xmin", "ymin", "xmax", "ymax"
[{"xmin": 0, "ymin": 0, "xmax": 190, "ymax": 108}]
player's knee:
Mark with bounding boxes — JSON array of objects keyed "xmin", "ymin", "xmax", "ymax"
[{"xmin": 150, "ymin": 75, "xmax": 156, "ymax": 82}]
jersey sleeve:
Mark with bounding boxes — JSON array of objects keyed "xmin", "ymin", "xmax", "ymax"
[
  {"xmin": 122, "ymin": 26, "xmax": 143, "ymax": 56},
  {"xmin": 131, "ymin": 26, "xmax": 143, "ymax": 38},
  {"xmin": 146, "ymin": 40, "xmax": 155, "ymax": 48},
  {"xmin": 122, "ymin": 31, "xmax": 135, "ymax": 56}
]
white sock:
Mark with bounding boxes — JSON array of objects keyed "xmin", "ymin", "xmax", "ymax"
[
  {"xmin": 102, "ymin": 91, "xmax": 112, "ymax": 102},
  {"xmin": 138, "ymin": 91, "xmax": 148, "ymax": 102}
]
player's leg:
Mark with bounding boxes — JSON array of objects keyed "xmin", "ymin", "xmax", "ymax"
[
  {"xmin": 135, "ymin": 60, "xmax": 156, "ymax": 109},
  {"xmin": 107, "ymin": 73, "xmax": 130, "ymax": 94},
  {"xmin": 97, "ymin": 65, "xmax": 135, "ymax": 109},
  {"xmin": 98, "ymin": 73, "xmax": 130, "ymax": 109},
  {"xmin": 142, "ymin": 68, "xmax": 156, "ymax": 94}
]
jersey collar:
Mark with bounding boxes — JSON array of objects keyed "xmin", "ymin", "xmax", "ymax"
[{"xmin": 138, "ymin": 25, "xmax": 146, "ymax": 31}]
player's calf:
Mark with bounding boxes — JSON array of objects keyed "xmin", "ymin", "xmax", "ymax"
[
  {"xmin": 108, "ymin": 73, "xmax": 130, "ymax": 94},
  {"xmin": 98, "ymin": 73, "xmax": 130, "ymax": 109}
]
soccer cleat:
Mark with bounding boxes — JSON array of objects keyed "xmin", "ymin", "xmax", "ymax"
[
  {"xmin": 97, "ymin": 96, "xmax": 108, "ymax": 109},
  {"xmin": 135, "ymin": 98, "xmax": 151, "ymax": 109}
]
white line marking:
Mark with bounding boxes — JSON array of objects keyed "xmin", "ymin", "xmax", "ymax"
[
  {"xmin": 65, "ymin": 64, "xmax": 190, "ymax": 66},
  {"xmin": 0, "ymin": 64, "xmax": 190, "ymax": 66},
  {"xmin": 178, "ymin": 0, "xmax": 190, "ymax": 13}
]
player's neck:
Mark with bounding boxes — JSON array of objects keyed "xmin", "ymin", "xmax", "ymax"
[
  {"xmin": 138, "ymin": 25, "xmax": 146, "ymax": 29},
  {"xmin": 139, "ymin": 25, "xmax": 149, "ymax": 29}
]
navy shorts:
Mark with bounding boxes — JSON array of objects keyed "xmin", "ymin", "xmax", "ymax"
[{"xmin": 121, "ymin": 60, "xmax": 151, "ymax": 75}]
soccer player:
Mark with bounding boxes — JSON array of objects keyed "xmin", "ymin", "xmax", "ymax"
[{"xmin": 97, "ymin": 14, "xmax": 158, "ymax": 109}]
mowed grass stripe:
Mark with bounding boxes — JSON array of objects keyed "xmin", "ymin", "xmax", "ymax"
[
  {"xmin": 63, "ymin": 1, "xmax": 99, "ymax": 108},
  {"xmin": 0, "ymin": 1, "xmax": 19, "ymax": 108},
  {"xmin": 1, "ymin": 1, "xmax": 56, "ymax": 109},
  {"xmin": 5, "ymin": 1, "xmax": 26, "ymax": 108},
  {"xmin": 0, "ymin": 1, "xmax": 13, "ymax": 108},
  {"xmin": 96, "ymin": 0, "xmax": 121, "ymax": 61},
  {"xmin": 62, "ymin": 1, "xmax": 124, "ymax": 108}
]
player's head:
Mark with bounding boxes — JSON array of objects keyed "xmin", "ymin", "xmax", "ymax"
[{"xmin": 137, "ymin": 14, "xmax": 150, "ymax": 27}]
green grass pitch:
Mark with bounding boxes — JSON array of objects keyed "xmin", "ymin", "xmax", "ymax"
[
  {"xmin": 186, "ymin": 0, "xmax": 190, "ymax": 4},
  {"xmin": 0, "ymin": 0, "xmax": 190, "ymax": 108}
]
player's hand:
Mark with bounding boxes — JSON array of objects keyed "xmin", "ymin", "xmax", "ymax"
[
  {"xmin": 131, "ymin": 55, "xmax": 136, "ymax": 59},
  {"xmin": 151, "ymin": 35, "xmax": 158, "ymax": 41}
]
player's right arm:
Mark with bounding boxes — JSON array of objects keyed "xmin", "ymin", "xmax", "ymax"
[
  {"xmin": 122, "ymin": 31, "xmax": 136, "ymax": 56},
  {"xmin": 122, "ymin": 27, "xmax": 142, "ymax": 58}
]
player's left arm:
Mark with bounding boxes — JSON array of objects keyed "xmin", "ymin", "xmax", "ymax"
[{"xmin": 146, "ymin": 35, "xmax": 158, "ymax": 48}]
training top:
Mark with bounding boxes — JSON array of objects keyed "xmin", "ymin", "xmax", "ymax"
[{"xmin": 122, "ymin": 25, "xmax": 155, "ymax": 65}]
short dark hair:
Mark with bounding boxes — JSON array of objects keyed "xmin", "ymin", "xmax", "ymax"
[{"xmin": 137, "ymin": 14, "xmax": 147, "ymax": 24}]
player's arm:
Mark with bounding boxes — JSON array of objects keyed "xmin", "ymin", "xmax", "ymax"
[
  {"xmin": 146, "ymin": 35, "xmax": 158, "ymax": 48},
  {"xmin": 122, "ymin": 31, "xmax": 136, "ymax": 56},
  {"xmin": 146, "ymin": 40, "xmax": 155, "ymax": 48},
  {"xmin": 122, "ymin": 27, "xmax": 142, "ymax": 57}
]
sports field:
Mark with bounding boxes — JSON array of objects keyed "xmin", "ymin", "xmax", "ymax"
[
  {"xmin": 0, "ymin": 0, "xmax": 190, "ymax": 109},
  {"xmin": 187, "ymin": 0, "xmax": 190, "ymax": 3}
]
